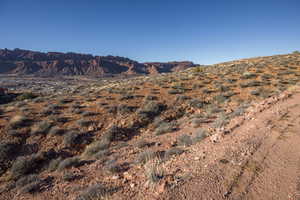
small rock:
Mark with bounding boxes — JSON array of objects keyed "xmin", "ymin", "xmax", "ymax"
[
  {"xmin": 112, "ymin": 175, "xmax": 119, "ymax": 180},
  {"xmin": 130, "ymin": 183, "xmax": 135, "ymax": 188}
]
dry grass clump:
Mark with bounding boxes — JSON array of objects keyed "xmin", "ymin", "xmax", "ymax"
[
  {"xmin": 49, "ymin": 126, "xmax": 66, "ymax": 136},
  {"xmin": 136, "ymin": 139, "xmax": 151, "ymax": 148},
  {"xmin": 136, "ymin": 150, "xmax": 158, "ymax": 164},
  {"xmin": 77, "ymin": 119, "xmax": 93, "ymax": 127},
  {"xmin": 144, "ymin": 159, "xmax": 164, "ymax": 184},
  {"xmin": 177, "ymin": 134, "xmax": 193, "ymax": 147},
  {"xmin": 164, "ymin": 148, "xmax": 184, "ymax": 160},
  {"xmin": 63, "ymin": 130, "xmax": 80, "ymax": 147},
  {"xmin": 82, "ymin": 140, "xmax": 110, "ymax": 158},
  {"xmin": 16, "ymin": 92, "xmax": 37, "ymax": 101},
  {"xmin": 137, "ymin": 101, "xmax": 166, "ymax": 121},
  {"xmin": 15, "ymin": 173, "xmax": 47, "ymax": 194},
  {"xmin": 193, "ymin": 128, "xmax": 208, "ymax": 143},
  {"xmin": 75, "ymin": 184, "xmax": 112, "ymax": 200},
  {"xmin": 48, "ymin": 157, "xmax": 63, "ymax": 172},
  {"xmin": 11, "ymin": 154, "xmax": 44, "ymax": 180},
  {"xmin": 31, "ymin": 121, "xmax": 52, "ymax": 135},
  {"xmin": 57, "ymin": 156, "xmax": 81, "ymax": 171},
  {"xmin": 8, "ymin": 115, "xmax": 31, "ymax": 129},
  {"xmin": 62, "ymin": 171, "xmax": 80, "ymax": 182},
  {"xmin": 154, "ymin": 121, "xmax": 176, "ymax": 135},
  {"xmin": 212, "ymin": 113, "xmax": 229, "ymax": 128}
]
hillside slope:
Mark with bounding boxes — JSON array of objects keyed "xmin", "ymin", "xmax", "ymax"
[
  {"xmin": 0, "ymin": 48, "xmax": 196, "ymax": 76},
  {"xmin": 0, "ymin": 52, "xmax": 299, "ymax": 199}
]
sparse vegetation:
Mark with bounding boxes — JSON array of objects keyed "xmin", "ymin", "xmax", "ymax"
[
  {"xmin": 11, "ymin": 154, "xmax": 44, "ymax": 179},
  {"xmin": 57, "ymin": 156, "xmax": 81, "ymax": 171},
  {"xmin": 8, "ymin": 115, "xmax": 31, "ymax": 129},
  {"xmin": 31, "ymin": 121, "xmax": 52, "ymax": 135},
  {"xmin": 76, "ymin": 184, "xmax": 112, "ymax": 200},
  {"xmin": 154, "ymin": 121, "xmax": 176, "ymax": 135}
]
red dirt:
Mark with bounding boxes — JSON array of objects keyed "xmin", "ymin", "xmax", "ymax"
[{"xmin": 160, "ymin": 87, "xmax": 300, "ymax": 200}]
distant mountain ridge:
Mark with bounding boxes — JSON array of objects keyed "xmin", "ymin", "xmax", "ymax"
[{"xmin": 0, "ymin": 48, "xmax": 196, "ymax": 76}]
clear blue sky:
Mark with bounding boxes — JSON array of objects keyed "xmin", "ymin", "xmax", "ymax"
[{"xmin": 0, "ymin": 0, "xmax": 299, "ymax": 64}]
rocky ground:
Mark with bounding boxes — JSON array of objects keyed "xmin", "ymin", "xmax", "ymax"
[{"xmin": 0, "ymin": 52, "xmax": 299, "ymax": 200}]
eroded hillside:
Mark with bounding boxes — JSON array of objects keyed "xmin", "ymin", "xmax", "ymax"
[{"xmin": 0, "ymin": 52, "xmax": 300, "ymax": 200}]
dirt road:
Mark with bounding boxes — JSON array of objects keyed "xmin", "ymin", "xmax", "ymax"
[{"xmin": 164, "ymin": 89, "xmax": 300, "ymax": 200}]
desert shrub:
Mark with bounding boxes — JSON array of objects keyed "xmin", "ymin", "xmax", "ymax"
[
  {"xmin": 168, "ymin": 89, "xmax": 185, "ymax": 95},
  {"xmin": 76, "ymin": 184, "xmax": 111, "ymax": 200},
  {"xmin": 261, "ymin": 73, "xmax": 273, "ymax": 80},
  {"xmin": 154, "ymin": 121, "xmax": 176, "ymax": 135},
  {"xmin": 136, "ymin": 140, "xmax": 150, "ymax": 148},
  {"xmin": 217, "ymin": 85, "xmax": 230, "ymax": 92},
  {"xmin": 49, "ymin": 126, "xmax": 65, "ymax": 136},
  {"xmin": 202, "ymin": 88, "xmax": 215, "ymax": 94},
  {"xmin": 62, "ymin": 172, "xmax": 79, "ymax": 182},
  {"xmin": 52, "ymin": 116, "xmax": 69, "ymax": 123},
  {"xmin": 105, "ymin": 161, "xmax": 122, "ymax": 174},
  {"xmin": 223, "ymin": 91, "xmax": 236, "ymax": 98},
  {"xmin": 205, "ymin": 104, "xmax": 223, "ymax": 115},
  {"xmin": 240, "ymin": 80, "xmax": 262, "ymax": 88},
  {"xmin": 31, "ymin": 121, "xmax": 52, "ymax": 135},
  {"xmin": 164, "ymin": 148, "xmax": 184, "ymax": 160},
  {"xmin": 117, "ymin": 104, "xmax": 136, "ymax": 115},
  {"xmin": 63, "ymin": 131, "xmax": 80, "ymax": 147},
  {"xmin": 140, "ymin": 101, "xmax": 165, "ymax": 115},
  {"xmin": 7, "ymin": 129, "xmax": 21, "ymax": 137},
  {"xmin": 137, "ymin": 101, "xmax": 165, "ymax": 121},
  {"xmin": 59, "ymin": 98, "xmax": 73, "ymax": 104},
  {"xmin": 82, "ymin": 140, "xmax": 110, "ymax": 158},
  {"xmin": 16, "ymin": 92, "xmax": 37, "ymax": 101},
  {"xmin": 77, "ymin": 119, "xmax": 93, "ymax": 127},
  {"xmin": 101, "ymin": 125, "xmax": 121, "ymax": 142},
  {"xmin": 0, "ymin": 141, "xmax": 19, "ymax": 162},
  {"xmin": 175, "ymin": 95, "xmax": 191, "ymax": 102},
  {"xmin": 16, "ymin": 174, "xmax": 39, "ymax": 188},
  {"xmin": 240, "ymin": 72, "xmax": 257, "ymax": 79},
  {"xmin": 177, "ymin": 134, "xmax": 192, "ymax": 147},
  {"xmin": 212, "ymin": 113, "xmax": 228, "ymax": 128},
  {"xmin": 213, "ymin": 94, "xmax": 228, "ymax": 104},
  {"xmin": 48, "ymin": 157, "xmax": 63, "ymax": 172},
  {"xmin": 190, "ymin": 118, "xmax": 203, "ymax": 128},
  {"xmin": 8, "ymin": 115, "xmax": 31, "ymax": 129},
  {"xmin": 57, "ymin": 156, "xmax": 80, "ymax": 171},
  {"xmin": 94, "ymin": 150, "xmax": 110, "ymax": 160},
  {"xmin": 19, "ymin": 179, "xmax": 43, "ymax": 194},
  {"xmin": 226, "ymin": 78, "xmax": 237, "ymax": 83},
  {"xmin": 145, "ymin": 95, "xmax": 158, "ymax": 101},
  {"xmin": 81, "ymin": 111, "xmax": 97, "ymax": 117},
  {"xmin": 193, "ymin": 128, "xmax": 208, "ymax": 143},
  {"xmin": 47, "ymin": 104, "xmax": 62, "ymax": 110},
  {"xmin": 136, "ymin": 150, "xmax": 157, "ymax": 164},
  {"xmin": 119, "ymin": 94, "xmax": 134, "ymax": 100},
  {"xmin": 11, "ymin": 154, "xmax": 44, "ymax": 179},
  {"xmin": 32, "ymin": 97, "xmax": 45, "ymax": 103},
  {"xmin": 250, "ymin": 90, "xmax": 260, "ymax": 96},
  {"xmin": 188, "ymin": 99, "xmax": 205, "ymax": 109},
  {"xmin": 144, "ymin": 161, "xmax": 164, "ymax": 184},
  {"xmin": 192, "ymin": 83, "xmax": 204, "ymax": 89}
]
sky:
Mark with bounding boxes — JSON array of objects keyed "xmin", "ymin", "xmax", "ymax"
[{"xmin": 0, "ymin": 0, "xmax": 300, "ymax": 64}]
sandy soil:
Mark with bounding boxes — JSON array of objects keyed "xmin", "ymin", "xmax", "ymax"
[{"xmin": 161, "ymin": 88, "xmax": 300, "ymax": 200}]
